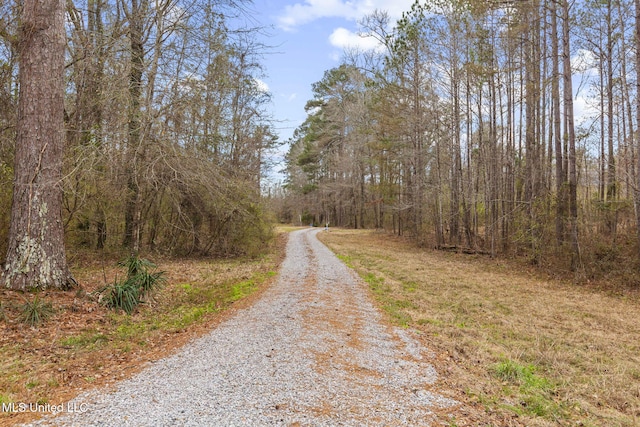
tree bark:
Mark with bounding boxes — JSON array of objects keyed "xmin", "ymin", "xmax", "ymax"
[
  {"xmin": 606, "ymin": 1, "xmax": 616, "ymax": 202},
  {"xmin": 635, "ymin": 0, "xmax": 640, "ymax": 260},
  {"xmin": 562, "ymin": 0, "xmax": 580, "ymax": 271},
  {"xmin": 2, "ymin": 0, "xmax": 74, "ymax": 290},
  {"xmin": 551, "ymin": 0, "xmax": 565, "ymax": 246},
  {"xmin": 123, "ymin": 0, "xmax": 146, "ymax": 253}
]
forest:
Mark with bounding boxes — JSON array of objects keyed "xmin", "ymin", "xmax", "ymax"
[
  {"xmin": 0, "ymin": 0, "xmax": 277, "ymax": 290},
  {"xmin": 2, "ymin": 0, "xmax": 640, "ymax": 289},
  {"xmin": 281, "ymin": 0, "xmax": 640, "ymax": 284}
]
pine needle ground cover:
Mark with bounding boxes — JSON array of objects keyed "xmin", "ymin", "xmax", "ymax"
[
  {"xmin": 0, "ymin": 234, "xmax": 285, "ymax": 426},
  {"xmin": 320, "ymin": 229, "xmax": 640, "ymax": 427}
]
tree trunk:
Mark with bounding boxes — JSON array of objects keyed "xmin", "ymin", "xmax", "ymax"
[
  {"xmin": 551, "ymin": 0, "xmax": 565, "ymax": 246},
  {"xmin": 2, "ymin": 0, "xmax": 74, "ymax": 290},
  {"xmin": 635, "ymin": 0, "xmax": 640, "ymax": 260},
  {"xmin": 606, "ymin": 1, "xmax": 616, "ymax": 202},
  {"xmin": 123, "ymin": 0, "xmax": 146, "ymax": 252},
  {"xmin": 617, "ymin": 0, "xmax": 635, "ymax": 201},
  {"xmin": 562, "ymin": 0, "xmax": 580, "ymax": 271},
  {"xmin": 616, "ymin": 0, "xmax": 634, "ymax": 201}
]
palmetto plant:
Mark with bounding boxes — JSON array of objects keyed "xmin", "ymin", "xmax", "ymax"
[
  {"xmin": 118, "ymin": 256, "xmax": 165, "ymax": 301},
  {"xmin": 100, "ymin": 256, "xmax": 166, "ymax": 314},
  {"xmin": 20, "ymin": 295, "xmax": 55, "ymax": 327}
]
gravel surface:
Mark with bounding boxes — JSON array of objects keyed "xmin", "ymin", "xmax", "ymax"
[{"xmin": 26, "ymin": 228, "xmax": 459, "ymax": 426}]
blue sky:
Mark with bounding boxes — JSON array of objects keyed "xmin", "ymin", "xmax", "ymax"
[{"xmin": 249, "ymin": 0, "xmax": 416, "ymax": 144}]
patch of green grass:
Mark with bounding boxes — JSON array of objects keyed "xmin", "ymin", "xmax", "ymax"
[
  {"xmin": 228, "ymin": 271, "xmax": 275, "ymax": 303},
  {"xmin": 391, "ymin": 298, "xmax": 418, "ymax": 310},
  {"xmin": 0, "ymin": 394, "xmax": 13, "ymax": 405},
  {"xmin": 229, "ymin": 280, "xmax": 256, "ymax": 302},
  {"xmin": 177, "ymin": 282, "xmax": 220, "ymax": 305},
  {"xmin": 383, "ymin": 302, "xmax": 413, "ymax": 327},
  {"xmin": 164, "ymin": 303, "xmax": 219, "ymax": 330},
  {"xmin": 179, "ymin": 306, "xmax": 207, "ymax": 325},
  {"xmin": 106, "ymin": 269, "xmax": 277, "ymax": 349},
  {"xmin": 360, "ymin": 273, "xmax": 414, "ymax": 326},
  {"xmin": 179, "ymin": 283, "xmax": 194, "ymax": 293},
  {"xmin": 115, "ymin": 319, "xmax": 147, "ymax": 340},
  {"xmin": 362, "ymin": 273, "xmax": 387, "ymax": 293},
  {"xmin": 336, "ymin": 254, "xmax": 354, "ymax": 268},
  {"xmin": 492, "ymin": 359, "xmax": 562, "ymax": 418},
  {"xmin": 60, "ymin": 332, "xmax": 108, "ymax": 349},
  {"xmin": 167, "ymin": 271, "xmax": 277, "ymax": 329},
  {"xmin": 402, "ymin": 281, "xmax": 417, "ymax": 292}
]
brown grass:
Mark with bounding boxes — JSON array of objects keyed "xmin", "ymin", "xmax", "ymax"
[
  {"xmin": 319, "ymin": 228, "xmax": 640, "ymax": 427},
  {"xmin": 0, "ymin": 233, "xmax": 287, "ymax": 426}
]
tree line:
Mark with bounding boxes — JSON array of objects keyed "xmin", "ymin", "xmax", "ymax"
[
  {"xmin": 0, "ymin": 0, "xmax": 277, "ymax": 290},
  {"xmin": 282, "ymin": 0, "xmax": 640, "ymax": 274}
]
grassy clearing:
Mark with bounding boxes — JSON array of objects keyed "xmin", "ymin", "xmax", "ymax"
[
  {"xmin": 319, "ymin": 229, "xmax": 640, "ymax": 427},
  {"xmin": 0, "ymin": 234, "xmax": 285, "ymax": 426}
]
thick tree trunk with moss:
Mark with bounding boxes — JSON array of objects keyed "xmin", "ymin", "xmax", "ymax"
[{"xmin": 2, "ymin": 0, "xmax": 73, "ymax": 290}]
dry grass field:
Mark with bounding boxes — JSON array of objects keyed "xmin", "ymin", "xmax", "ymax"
[{"xmin": 319, "ymin": 228, "xmax": 640, "ymax": 427}]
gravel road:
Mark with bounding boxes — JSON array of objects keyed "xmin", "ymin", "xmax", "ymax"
[{"xmin": 28, "ymin": 228, "xmax": 459, "ymax": 426}]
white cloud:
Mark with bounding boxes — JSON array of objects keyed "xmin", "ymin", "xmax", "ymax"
[
  {"xmin": 287, "ymin": 93, "xmax": 298, "ymax": 102},
  {"xmin": 254, "ymin": 78, "xmax": 270, "ymax": 93},
  {"xmin": 277, "ymin": 0, "xmax": 415, "ymax": 31},
  {"xmin": 328, "ymin": 27, "xmax": 384, "ymax": 52}
]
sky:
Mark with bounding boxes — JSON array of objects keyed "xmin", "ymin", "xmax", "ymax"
[{"xmin": 249, "ymin": 0, "xmax": 416, "ymax": 144}]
